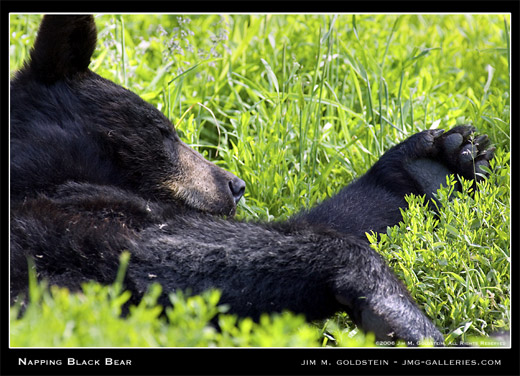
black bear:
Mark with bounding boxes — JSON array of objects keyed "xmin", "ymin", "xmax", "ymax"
[{"xmin": 10, "ymin": 15, "xmax": 495, "ymax": 346}]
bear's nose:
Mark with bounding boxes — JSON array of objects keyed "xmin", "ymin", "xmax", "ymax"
[{"xmin": 229, "ymin": 177, "xmax": 246, "ymax": 204}]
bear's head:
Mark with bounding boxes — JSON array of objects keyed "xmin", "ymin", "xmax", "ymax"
[{"xmin": 11, "ymin": 15, "xmax": 245, "ymax": 216}]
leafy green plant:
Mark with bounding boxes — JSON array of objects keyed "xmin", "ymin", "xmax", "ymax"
[{"xmin": 367, "ymin": 150, "xmax": 510, "ymax": 345}]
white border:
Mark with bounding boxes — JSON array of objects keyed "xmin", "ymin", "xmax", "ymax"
[{"xmin": 7, "ymin": 12, "xmax": 513, "ymax": 350}]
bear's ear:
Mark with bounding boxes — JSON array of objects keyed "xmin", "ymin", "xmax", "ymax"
[{"xmin": 28, "ymin": 15, "xmax": 97, "ymax": 84}]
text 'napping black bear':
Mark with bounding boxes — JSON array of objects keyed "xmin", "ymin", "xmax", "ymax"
[{"xmin": 10, "ymin": 15, "xmax": 495, "ymax": 347}]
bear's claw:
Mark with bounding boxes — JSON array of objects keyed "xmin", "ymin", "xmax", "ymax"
[{"xmin": 433, "ymin": 125, "xmax": 494, "ymax": 182}]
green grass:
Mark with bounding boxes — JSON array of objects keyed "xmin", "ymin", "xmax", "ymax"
[{"xmin": 9, "ymin": 14, "xmax": 510, "ymax": 347}]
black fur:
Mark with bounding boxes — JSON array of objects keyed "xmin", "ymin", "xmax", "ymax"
[
  {"xmin": 25, "ymin": 15, "xmax": 97, "ymax": 84},
  {"xmin": 10, "ymin": 15, "xmax": 495, "ymax": 346}
]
